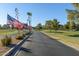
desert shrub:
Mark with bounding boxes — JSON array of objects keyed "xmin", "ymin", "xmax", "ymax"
[
  {"xmin": 1, "ymin": 35, "xmax": 12, "ymax": 46},
  {"xmin": 16, "ymin": 30, "xmax": 31, "ymax": 40},
  {"xmin": 25, "ymin": 32, "xmax": 30, "ymax": 35},
  {"xmin": 1, "ymin": 38, "xmax": 6, "ymax": 46},
  {"xmin": 16, "ymin": 34, "xmax": 23, "ymax": 40}
]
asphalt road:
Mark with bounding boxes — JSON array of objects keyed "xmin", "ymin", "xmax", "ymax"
[{"xmin": 17, "ymin": 31, "xmax": 79, "ymax": 56}]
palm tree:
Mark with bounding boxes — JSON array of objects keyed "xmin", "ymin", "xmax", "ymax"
[
  {"xmin": 67, "ymin": 14, "xmax": 73, "ymax": 30},
  {"xmin": 52, "ymin": 19, "xmax": 59, "ymax": 31},
  {"xmin": 36, "ymin": 23, "xmax": 42, "ymax": 30},
  {"xmin": 66, "ymin": 9, "xmax": 75, "ymax": 30},
  {"xmin": 27, "ymin": 12, "xmax": 32, "ymax": 16},
  {"xmin": 73, "ymin": 3, "xmax": 79, "ymax": 11},
  {"xmin": 27, "ymin": 12, "xmax": 32, "ymax": 25},
  {"xmin": 27, "ymin": 12, "xmax": 32, "ymax": 32},
  {"xmin": 45, "ymin": 20, "xmax": 53, "ymax": 32},
  {"xmin": 64, "ymin": 22, "xmax": 70, "ymax": 30}
]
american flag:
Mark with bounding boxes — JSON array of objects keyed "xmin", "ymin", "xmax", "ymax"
[{"xmin": 7, "ymin": 14, "xmax": 25, "ymax": 30}]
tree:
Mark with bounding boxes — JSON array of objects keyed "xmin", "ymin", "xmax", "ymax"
[
  {"xmin": 27, "ymin": 12, "xmax": 32, "ymax": 32},
  {"xmin": 45, "ymin": 20, "xmax": 53, "ymax": 32},
  {"xmin": 63, "ymin": 22, "xmax": 70, "ymax": 30},
  {"xmin": 27, "ymin": 12, "xmax": 32, "ymax": 16},
  {"xmin": 66, "ymin": 9, "xmax": 76, "ymax": 30},
  {"xmin": 72, "ymin": 3, "xmax": 79, "ymax": 30},
  {"xmin": 59, "ymin": 24, "xmax": 63, "ymax": 30},
  {"xmin": 36, "ymin": 23, "xmax": 43, "ymax": 30},
  {"xmin": 2, "ymin": 24, "xmax": 10, "ymax": 29},
  {"xmin": 27, "ymin": 12, "xmax": 32, "ymax": 25},
  {"xmin": 73, "ymin": 3, "xmax": 79, "ymax": 11},
  {"xmin": 0, "ymin": 24, "xmax": 2, "ymax": 29},
  {"xmin": 52, "ymin": 19, "xmax": 59, "ymax": 31},
  {"xmin": 45, "ymin": 19, "xmax": 60, "ymax": 32}
]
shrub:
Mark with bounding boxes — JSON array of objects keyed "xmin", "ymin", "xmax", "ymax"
[
  {"xmin": 16, "ymin": 31, "xmax": 31, "ymax": 40},
  {"xmin": 1, "ymin": 38, "xmax": 6, "ymax": 46},
  {"xmin": 16, "ymin": 34, "xmax": 23, "ymax": 40},
  {"xmin": 1, "ymin": 35, "xmax": 12, "ymax": 46},
  {"xmin": 22, "ymin": 33, "xmax": 26, "ymax": 37},
  {"xmin": 25, "ymin": 32, "xmax": 30, "ymax": 35}
]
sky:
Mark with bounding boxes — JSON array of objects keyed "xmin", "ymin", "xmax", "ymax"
[{"xmin": 0, "ymin": 3, "xmax": 75, "ymax": 27}]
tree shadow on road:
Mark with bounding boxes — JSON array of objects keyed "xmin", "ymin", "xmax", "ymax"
[
  {"xmin": 7, "ymin": 43, "xmax": 32, "ymax": 53},
  {"xmin": 26, "ymin": 40, "xmax": 32, "ymax": 42},
  {"xmin": 20, "ymin": 47, "xmax": 32, "ymax": 53},
  {"xmin": 7, "ymin": 44, "xmax": 16, "ymax": 48}
]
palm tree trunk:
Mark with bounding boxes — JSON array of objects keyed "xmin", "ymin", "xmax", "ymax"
[{"xmin": 69, "ymin": 20, "xmax": 73, "ymax": 31}]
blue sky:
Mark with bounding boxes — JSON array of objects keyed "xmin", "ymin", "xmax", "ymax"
[{"xmin": 0, "ymin": 3, "xmax": 75, "ymax": 27}]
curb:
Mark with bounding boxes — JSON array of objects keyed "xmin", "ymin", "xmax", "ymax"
[{"xmin": 3, "ymin": 33, "xmax": 32, "ymax": 56}]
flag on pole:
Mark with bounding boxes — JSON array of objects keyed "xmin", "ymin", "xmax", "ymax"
[{"xmin": 7, "ymin": 14, "xmax": 25, "ymax": 30}]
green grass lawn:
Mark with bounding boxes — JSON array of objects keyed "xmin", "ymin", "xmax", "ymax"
[
  {"xmin": 44, "ymin": 30, "xmax": 79, "ymax": 38},
  {"xmin": 42, "ymin": 30, "xmax": 79, "ymax": 50},
  {"xmin": 43, "ymin": 30, "xmax": 79, "ymax": 41},
  {"xmin": 0, "ymin": 29, "xmax": 18, "ymax": 35}
]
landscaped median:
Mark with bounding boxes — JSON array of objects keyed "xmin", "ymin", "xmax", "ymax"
[
  {"xmin": 41, "ymin": 30, "xmax": 79, "ymax": 51},
  {"xmin": 0, "ymin": 29, "xmax": 30, "ymax": 56}
]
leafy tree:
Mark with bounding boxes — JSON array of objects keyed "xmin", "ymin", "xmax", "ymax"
[
  {"xmin": 73, "ymin": 3, "xmax": 79, "ymax": 31},
  {"xmin": 63, "ymin": 21, "xmax": 76, "ymax": 31},
  {"xmin": 76, "ymin": 24, "xmax": 79, "ymax": 31},
  {"xmin": 45, "ymin": 20, "xmax": 53, "ymax": 32},
  {"xmin": 42, "ymin": 25, "xmax": 45, "ymax": 30},
  {"xmin": 0, "ymin": 24, "xmax": 2, "ymax": 29},
  {"xmin": 52, "ymin": 19, "xmax": 59, "ymax": 31},
  {"xmin": 2, "ymin": 24, "xmax": 10, "ymax": 29},
  {"xmin": 73, "ymin": 3, "xmax": 79, "ymax": 11},
  {"xmin": 63, "ymin": 22, "xmax": 70, "ymax": 30},
  {"xmin": 45, "ymin": 19, "xmax": 59, "ymax": 32},
  {"xmin": 36, "ymin": 23, "xmax": 43, "ymax": 30},
  {"xmin": 59, "ymin": 24, "xmax": 63, "ymax": 30},
  {"xmin": 66, "ymin": 9, "xmax": 76, "ymax": 30}
]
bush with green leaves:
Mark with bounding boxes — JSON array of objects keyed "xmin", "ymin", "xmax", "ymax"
[{"xmin": 1, "ymin": 35, "xmax": 12, "ymax": 46}]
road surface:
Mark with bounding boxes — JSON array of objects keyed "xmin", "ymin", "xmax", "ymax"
[{"xmin": 16, "ymin": 31, "xmax": 79, "ymax": 56}]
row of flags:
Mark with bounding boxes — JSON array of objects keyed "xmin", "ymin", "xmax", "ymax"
[{"xmin": 7, "ymin": 14, "xmax": 31, "ymax": 30}]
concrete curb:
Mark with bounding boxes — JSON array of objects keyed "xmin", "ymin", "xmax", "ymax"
[
  {"xmin": 41, "ymin": 31, "xmax": 79, "ymax": 52},
  {"xmin": 2, "ymin": 33, "xmax": 32, "ymax": 56}
]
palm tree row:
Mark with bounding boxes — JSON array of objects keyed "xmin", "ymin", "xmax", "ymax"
[
  {"xmin": 35, "ymin": 19, "xmax": 60, "ymax": 32},
  {"xmin": 66, "ymin": 3, "xmax": 79, "ymax": 31},
  {"xmin": 35, "ymin": 3, "xmax": 79, "ymax": 31}
]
